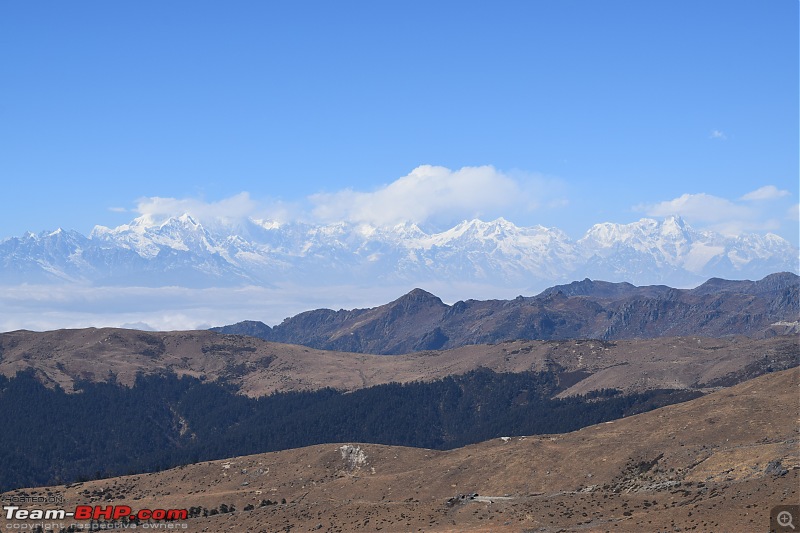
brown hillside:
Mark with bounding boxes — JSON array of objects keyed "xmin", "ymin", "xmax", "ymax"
[
  {"xmin": 2, "ymin": 368, "xmax": 798, "ymax": 532},
  {"xmin": 0, "ymin": 328, "xmax": 797, "ymax": 397}
]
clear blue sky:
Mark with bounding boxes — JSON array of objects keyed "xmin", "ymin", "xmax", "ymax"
[{"xmin": 1, "ymin": 0, "xmax": 797, "ymax": 242}]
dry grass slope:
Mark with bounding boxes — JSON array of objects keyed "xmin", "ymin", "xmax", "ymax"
[
  {"xmin": 2, "ymin": 367, "xmax": 797, "ymax": 532},
  {"xmin": 0, "ymin": 328, "xmax": 796, "ymax": 397}
]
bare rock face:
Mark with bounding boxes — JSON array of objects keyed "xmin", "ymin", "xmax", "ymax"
[{"xmin": 339, "ymin": 445, "xmax": 368, "ymax": 472}]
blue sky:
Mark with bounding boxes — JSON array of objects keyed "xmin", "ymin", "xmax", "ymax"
[{"xmin": 1, "ymin": 0, "xmax": 798, "ymax": 243}]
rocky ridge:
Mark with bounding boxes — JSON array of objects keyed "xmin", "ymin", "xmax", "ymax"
[{"xmin": 214, "ymin": 272, "xmax": 800, "ymax": 354}]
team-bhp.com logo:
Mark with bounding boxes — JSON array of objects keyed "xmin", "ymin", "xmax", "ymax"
[{"xmin": 4, "ymin": 504, "xmax": 188, "ymax": 522}]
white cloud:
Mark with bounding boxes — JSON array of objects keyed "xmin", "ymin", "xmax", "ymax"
[
  {"xmin": 123, "ymin": 166, "xmax": 563, "ymax": 230},
  {"xmin": 309, "ymin": 165, "xmax": 554, "ymax": 227},
  {"xmin": 635, "ymin": 190, "xmax": 795, "ymax": 236},
  {"xmin": 108, "ymin": 206, "xmax": 129, "ymax": 213},
  {"xmin": 710, "ymin": 130, "xmax": 727, "ymax": 140},
  {"xmin": 638, "ymin": 192, "xmax": 751, "ymax": 223},
  {"xmin": 0, "ymin": 277, "xmax": 556, "ymax": 333},
  {"xmin": 637, "ymin": 185, "xmax": 796, "ymax": 235},
  {"xmin": 789, "ymin": 203, "xmax": 800, "ymax": 221},
  {"xmin": 135, "ymin": 192, "xmax": 258, "ymax": 224},
  {"xmin": 740, "ymin": 185, "xmax": 791, "ymax": 201},
  {"xmin": 0, "ymin": 283, "xmax": 441, "ymax": 332}
]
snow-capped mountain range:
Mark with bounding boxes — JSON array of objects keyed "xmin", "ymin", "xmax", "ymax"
[{"xmin": 1, "ymin": 214, "xmax": 797, "ymax": 290}]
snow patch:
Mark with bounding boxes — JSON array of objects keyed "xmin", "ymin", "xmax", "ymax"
[{"xmin": 683, "ymin": 243, "xmax": 725, "ymax": 273}]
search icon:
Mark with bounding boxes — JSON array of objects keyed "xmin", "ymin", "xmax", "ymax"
[{"xmin": 778, "ymin": 510, "xmax": 796, "ymax": 530}]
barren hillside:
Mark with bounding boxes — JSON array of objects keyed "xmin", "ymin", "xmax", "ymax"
[
  {"xmin": 2, "ymin": 368, "xmax": 797, "ymax": 532},
  {"xmin": 0, "ymin": 327, "xmax": 796, "ymax": 397}
]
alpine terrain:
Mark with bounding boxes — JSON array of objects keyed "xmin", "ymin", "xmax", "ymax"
[{"xmin": 1, "ymin": 214, "xmax": 796, "ymax": 290}]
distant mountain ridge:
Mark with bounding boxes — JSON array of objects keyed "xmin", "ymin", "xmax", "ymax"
[
  {"xmin": 0, "ymin": 214, "xmax": 796, "ymax": 290},
  {"xmin": 212, "ymin": 272, "xmax": 800, "ymax": 354}
]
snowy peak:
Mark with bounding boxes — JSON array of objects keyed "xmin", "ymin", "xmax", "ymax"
[
  {"xmin": 580, "ymin": 217, "xmax": 700, "ymax": 265},
  {"xmin": 662, "ymin": 214, "xmax": 687, "ymax": 232},
  {"xmin": 2, "ymin": 214, "xmax": 797, "ymax": 289},
  {"xmin": 91, "ymin": 213, "xmax": 222, "ymax": 259},
  {"xmin": 443, "ymin": 217, "xmax": 518, "ymax": 239},
  {"xmin": 580, "ymin": 217, "xmax": 684, "ymax": 248}
]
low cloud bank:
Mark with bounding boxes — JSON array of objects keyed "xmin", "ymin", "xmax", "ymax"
[{"xmin": 0, "ymin": 282, "xmax": 525, "ymax": 333}]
